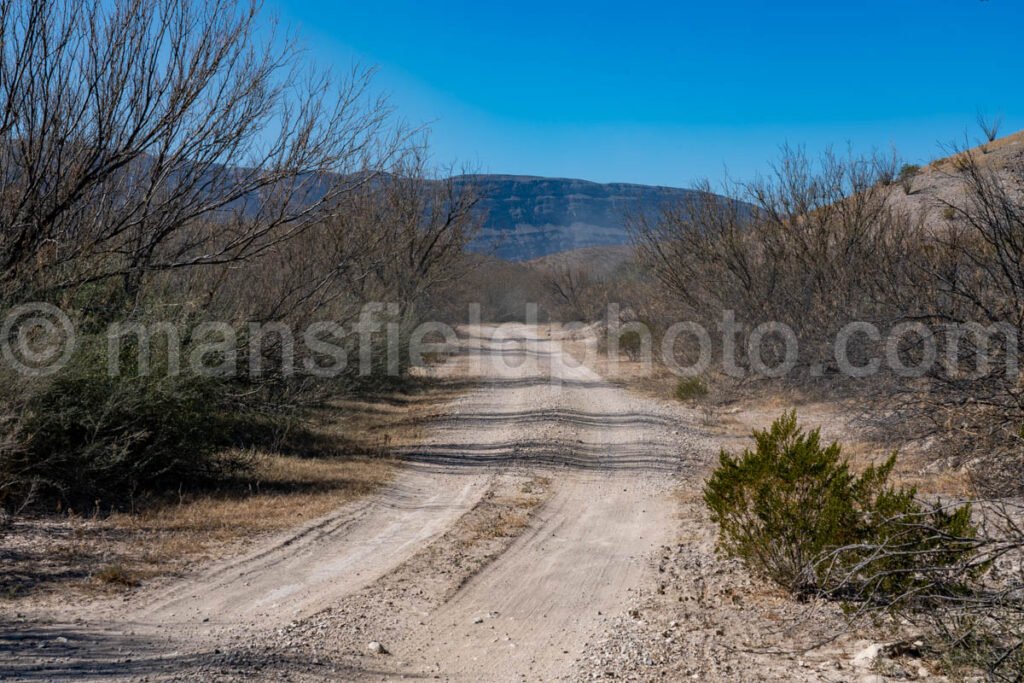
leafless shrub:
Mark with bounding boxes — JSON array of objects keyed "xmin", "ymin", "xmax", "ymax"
[
  {"xmin": 977, "ymin": 112, "xmax": 1004, "ymax": 143},
  {"xmin": 818, "ymin": 500, "xmax": 1024, "ymax": 680},
  {"xmin": 632, "ymin": 146, "xmax": 914, "ymax": 381},
  {"xmin": 545, "ymin": 264, "xmax": 606, "ymax": 321},
  {"xmin": 874, "ymin": 146, "xmax": 1024, "ymax": 494},
  {"xmin": 439, "ymin": 256, "xmax": 551, "ymax": 323}
]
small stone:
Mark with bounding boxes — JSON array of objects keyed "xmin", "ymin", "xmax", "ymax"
[
  {"xmin": 852, "ymin": 643, "xmax": 886, "ymax": 668},
  {"xmin": 367, "ymin": 641, "xmax": 387, "ymax": 655},
  {"xmin": 472, "ymin": 616, "xmax": 484, "ymax": 624}
]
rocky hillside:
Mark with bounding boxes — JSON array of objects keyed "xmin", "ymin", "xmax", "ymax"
[
  {"xmin": 894, "ymin": 129, "xmax": 1024, "ymax": 222},
  {"xmin": 457, "ymin": 175, "xmax": 702, "ymax": 260}
]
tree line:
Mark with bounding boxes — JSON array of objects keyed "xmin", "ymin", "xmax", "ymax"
[{"xmin": 0, "ymin": 0, "xmax": 480, "ymax": 512}]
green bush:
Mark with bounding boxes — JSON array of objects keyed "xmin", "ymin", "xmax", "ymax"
[
  {"xmin": 0, "ymin": 312, "xmax": 413, "ymax": 512},
  {"xmin": 703, "ymin": 411, "xmax": 976, "ymax": 599},
  {"xmin": 1, "ymin": 334, "xmax": 246, "ymax": 511},
  {"xmin": 674, "ymin": 377, "xmax": 709, "ymax": 402},
  {"xmin": 898, "ymin": 163, "xmax": 920, "ymax": 194},
  {"xmin": 618, "ymin": 330, "xmax": 645, "ymax": 361}
]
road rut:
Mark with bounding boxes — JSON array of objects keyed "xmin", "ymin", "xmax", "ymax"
[{"xmin": 3, "ymin": 324, "xmax": 705, "ymax": 682}]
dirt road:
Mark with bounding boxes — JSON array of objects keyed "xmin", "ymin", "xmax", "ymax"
[
  {"xmin": 382, "ymin": 325, "xmax": 695, "ymax": 680},
  {"xmin": 1, "ymin": 324, "xmax": 710, "ymax": 682}
]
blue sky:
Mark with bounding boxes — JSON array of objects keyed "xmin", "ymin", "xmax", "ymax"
[{"xmin": 268, "ymin": 0, "xmax": 1022, "ymax": 187}]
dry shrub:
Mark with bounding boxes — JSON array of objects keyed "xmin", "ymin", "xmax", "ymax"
[{"xmin": 674, "ymin": 377, "xmax": 709, "ymax": 402}]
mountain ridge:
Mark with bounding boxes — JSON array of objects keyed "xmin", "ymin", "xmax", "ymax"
[{"xmin": 455, "ymin": 174, "xmax": 702, "ymax": 261}]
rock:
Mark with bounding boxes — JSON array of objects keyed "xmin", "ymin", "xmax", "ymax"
[
  {"xmin": 876, "ymin": 657, "xmax": 909, "ymax": 677},
  {"xmin": 367, "ymin": 641, "xmax": 387, "ymax": 655},
  {"xmin": 472, "ymin": 616, "xmax": 484, "ymax": 624},
  {"xmin": 859, "ymin": 676, "xmax": 886, "ymax": 683},
  {"xmin": 852, "ymin": 643, "xmax": 887, "ymax": 668}
]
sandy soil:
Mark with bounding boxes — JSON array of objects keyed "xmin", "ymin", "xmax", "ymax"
[{"xmin": 0, "ymin": 325, "xmax": 927, "ymax": 682}]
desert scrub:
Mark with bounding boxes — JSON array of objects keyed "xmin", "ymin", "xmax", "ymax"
[
  {"xmin": 94, "ymin": 563, "xmax": 139, "ymax": 587},
  {"xmin": 702, "ymin": 411, "xmax": 977, "ymax": 599},
  {"xmin": 898, "ymin": 163, "xmax": 919, "ymax": 194},
  {"xmin": 617, "ymin": 329, "xmax": 645, "ymax": 361},
  {"xmin": 1, "ymin": 332, "xmax": 245, "ymax": 512},
  {"xmin": 674, "ymin": 377, "xmax": 708, "ymax": 402}
]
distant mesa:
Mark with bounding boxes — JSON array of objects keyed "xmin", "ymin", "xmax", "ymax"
[{"xmin": 455, "ymin": 174, "xmax": 705, "ymax": 261}]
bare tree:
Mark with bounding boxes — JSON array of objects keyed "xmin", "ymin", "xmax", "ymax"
[
  {"xmin": 0, "ymin": 0, "xmax": 421, "ymax": 510},
  {"xmin": 882, "ymin": 145, "xmax": 1024, "ymax": 494},
  {"xmin": 631, "ymin": 147, "xmax": 912, "ymax": 379},
  {"xmin": 0, "ymin": 0, "xmax": 396, "ymax": 306},
  {"xmin": 545, "ymin": 263, "xmax": 597, "ymax": 320}
]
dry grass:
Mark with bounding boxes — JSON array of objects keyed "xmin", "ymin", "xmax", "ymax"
[
  {"xmin": 464, "ymin": 476, "xmax": 550, "ymax": 545},
  {"xmin": 109, "ymin": 453, "xmax": 396, "ymax": 563},
  {"xmin": 469, "ymin": 506, "xmax": 532, "ymax": 541},
  {"xmin": 0, "ymin": 376, "xmax": 468, "ymax": 604},
  {"xmin": 554, "ymin": 323, "xmax": 973, "ymax": 498},
  {"xmin": 93, "ymin": 563, "xmax": 139, "ymax": 587},
  {"xmin": 709, "ymin": 399, "xmax": 972, "ymax": 497},
  {"xmin": 0, "ymin": 451, "xmax": 396, "ymax": 602}
]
